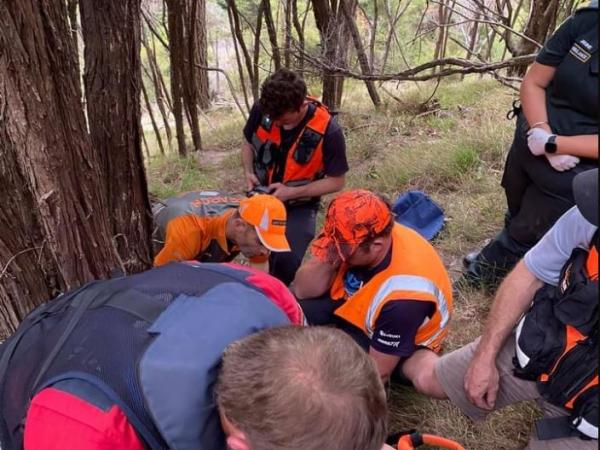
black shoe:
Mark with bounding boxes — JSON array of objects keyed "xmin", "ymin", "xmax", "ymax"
[{"xmin": 463, "ymin": 250, "xmax": 480, "ymax": 268}]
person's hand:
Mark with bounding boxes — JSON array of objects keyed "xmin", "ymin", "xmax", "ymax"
[
  {"xmin": 245, "ymin": 172, "xmax": 260, "ymax": 191},
  {"xmin": 545, "ymin": 154, "xmax": 580, "ymax": 172},
  {"xmin": 464, "ymin": 354, "xmax": 499, "ymax": 410},
  {"xmin": 527, "ymin": 127, "xmax": 552, "ymax": 156},
  {"xmin": 268, "ymin": 182, "xmax": 297, "ymax": 202}
]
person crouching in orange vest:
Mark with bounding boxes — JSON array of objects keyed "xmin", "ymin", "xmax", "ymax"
[
  {"xmin": 153, "ymin": 193, "xmax": 290, "ymax": 270},
  {"xmin": 293, "ymin": 189, "xmax": 453, "ymax": 390}
]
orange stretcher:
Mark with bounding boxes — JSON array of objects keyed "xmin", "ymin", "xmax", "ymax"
[{"xmin": 396, "ymin": 431, "xmax": 466, "ymax": 450}]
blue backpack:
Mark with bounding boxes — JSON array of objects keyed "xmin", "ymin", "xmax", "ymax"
[{"xmin": 392, "ymin": 191, "xmax": 445, "ymax": 241}]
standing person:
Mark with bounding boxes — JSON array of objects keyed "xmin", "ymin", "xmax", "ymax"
[
  {"xmin": 241, "ymin": 68, "xmax": 348, "ymax": 285},
  {"xmin": 415, "ymin": 169, "xmax": 599, "ymax": 449},
  {"xmin": 152, "ymin": 191, "xmax": 290, "ymax": 270},
  {"xmin": 293, "ymin": 190, "xmax": 453, "ymax": 387},
  {"xmin": 463, "ymin": 2, "xmax": 598, "ymax": 289},
  {"xmin": 216, "ymin": 326, "xmax": 389, "ymax": 450}
]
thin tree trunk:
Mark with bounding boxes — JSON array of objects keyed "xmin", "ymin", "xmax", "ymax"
[
  {"xmin": 263, "ymin": 0, "xmax": 282, "ymax": 71},
  {"xmin": 194, "ymin": 0, "xmax": 210, "ymax": 109},
  {"xmin": 292, "ymin": 0, "xmax": 306, "ymax": 71},
  {"xmin": 167, "ymin": 0, "xmax": 188, "ymax": 156},
  {"xmin": 284, "ymin": 0, "xmax": 293, "ymax": 67},
  {"xmin": 461, "ymin": 12, "xmax": 480, "ymax": 80},
  {"xmin": 142, "ymin": 31, "xmax": 173, "ymax": 151},
  {"xmin": 227, "ymin": 0, "xmax": 257, "ymax": 94},
  {"xmin": 150, "ymin": 35, "xmax": 173, "ymax": 110},
  {"xmin": 80, "ymin": 0, "xmax": 154, "ymax": 273},
  {"xmin": 142, "ymin": 127, "xmax": 151, "ymax": 159},
  {"xmin": 253, "ymin": 4, "xmax": 265, "ymax": 99},
  {"xmin": 0, "ymin": 0, "xmax": 123, "ymax": 334},
  {"xmin": 340, "ymin": 0, "xmax": 381, "ymax": 107},
  {"xmin": 369, "ymin": 0, "xmax": 378, "ymax": 67},
  {"xmin": 312, "ymin": 0, "xmax": 346, "ymax": 109},
  {"xmin": 183, "ymin": 0, "xmax": 202, "ymax": 152},
  {"xmin": 141, "ymin": 80, "xmax": 166, "ymax": 156},
  {"xmin": 227, "ymin": 6, "xmax": 252, "ymax": 109}
]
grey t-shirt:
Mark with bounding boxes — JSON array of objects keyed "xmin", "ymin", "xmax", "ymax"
[{"xmin": 524, "ymin": 206, "xmax": 597, "ymax": 285}]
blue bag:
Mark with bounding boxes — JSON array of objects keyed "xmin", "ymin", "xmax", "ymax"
[{"xmin": 392, "ymin": 191, "xmax": 445, "ymax": 241}]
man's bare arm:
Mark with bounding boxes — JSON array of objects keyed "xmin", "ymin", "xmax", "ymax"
[
  {"xmin": 464, "ymin": 261, "xmax": 543, "ymax": 409},
  {"xmin": 292, "ymin": 258, "xmax": 338, "ymax": 299},
  {"xmin": 475, "ymin": 261, "xmax": 543, "ymax": 359}
]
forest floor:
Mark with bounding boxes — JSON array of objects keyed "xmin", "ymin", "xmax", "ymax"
[{"xmin": 145, "ymin": 76, "xmax": 539, "ymax": 450}]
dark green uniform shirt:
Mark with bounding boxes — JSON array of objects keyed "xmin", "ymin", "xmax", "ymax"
[{"xmin": 536, "ymin": 4, "xmax": 598, "ymax": 137}]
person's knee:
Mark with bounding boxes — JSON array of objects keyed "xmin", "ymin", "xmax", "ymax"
[{"xmin": 403, "ymin": 350, "xmax": 447, "ymax": 399}]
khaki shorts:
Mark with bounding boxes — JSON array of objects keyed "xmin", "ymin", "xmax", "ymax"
[{"xmin": 435, "ymin": 335, "xmax": 596, "ymax": 450}]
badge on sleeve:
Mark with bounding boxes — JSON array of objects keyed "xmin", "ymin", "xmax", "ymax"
[{"xmin": 570, "ymin": 40, "xmax": 592, "ymax": 62}]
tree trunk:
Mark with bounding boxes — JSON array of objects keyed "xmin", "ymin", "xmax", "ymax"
[
  {"xmin": 142, "ymin": 30, "xmax": 174, "ymax": 152},
  {"xmin": 262, "ymin": 0, "xmax": 282, "ymax": 70},
  {"xmin": 142, "ymin": 79, "xmax": 166, "ymax": 156},
  {"xmin": 0, "ymin": 0, "xmax": 123, "ymax": 336},
  {"xmin": 253, "ymin": 4, "xmax": 265, "ymax": 99},
  {"xmin": 291, "ymin": 0, "xmax": 306, "ymax": 71},
  {"xmin": 166, "ymin": 0, "xmax": 189, "ymax": 156},
  {"xmin": 510, "ymin": 0, "xmax": 560, "ymax": 75},
  {"xmin": 193, "ymin": 0, "xmax": 210, "ymax": 110},
  {"xmin": 340, "ymin": 0, "xmax": 381, "ymax": 108},
  {"xmin": 284, "ymin": 0, "xmax": 293, "ymax": 68},
  {"xmin": 79, "ymin": 0, "xmax": 154, "ymax": 274},
  {"xmin": 312, "ymin": 0, "xmax": 348, "ymax": 109},
  {"xmin": 182, "ymin": 0, "xmax": 202, "ymax": 152},
  {"xmin": 227, "ymin": 0, "xmax": 255, "ymax": 105}
]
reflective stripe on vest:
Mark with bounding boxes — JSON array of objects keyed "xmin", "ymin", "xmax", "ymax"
[
  {"xmin": 332, "ymin": 224, "xmax": 453, "ymax": 352},
  {"xmin": 365, "ymin": 274, "xmax": 451, "ymax": 341}
]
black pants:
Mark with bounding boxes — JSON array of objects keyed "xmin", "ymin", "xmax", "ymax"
[
  {"xmin": 298, "ymin": 295, "xmax": 412, "ymax": 383},
  {"xmin": 477, "ymin": 113, "xmax": 597, "ymax": 276},
  {"xmin": 269, "ymin": 205, "xmax": 318, "ymax": 286},
  {"xmin": 298, "ymin": 295, "xmax": 371, "ymax": 350}
]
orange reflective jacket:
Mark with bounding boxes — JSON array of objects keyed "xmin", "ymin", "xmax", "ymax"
[
  {"xmin": 330, "ymin": 224, "xmax": 453, "ymax": 352},
  {"xmin": 154, "ymin": 210, "xmax": 236, "ymax": 266},
  {"xmin": 251, "ymin": 99, "xmax": 331, "ymax": 185}
]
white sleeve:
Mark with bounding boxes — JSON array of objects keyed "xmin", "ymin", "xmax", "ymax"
[{"xmin": 524, "ymin": 207, "xmax": 598, "ymax": 286}]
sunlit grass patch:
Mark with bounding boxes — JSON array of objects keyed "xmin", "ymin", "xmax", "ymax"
[{"xmin": 146, "ymin": 153, "xmax": 217, "ymax": 199}]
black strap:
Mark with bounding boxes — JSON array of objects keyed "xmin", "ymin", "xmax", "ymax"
[
  {"xmin": 104, "ymin": 289, "xmax": 165, "ymax": 323},
  {"xmin": 535, "ymin": 416, "xmax": 581, "ymax": 440},
  {"xmin": 591, "ymin": 228, "xmax": 600, "ymax": 252},
  {"xmin": 410, "ymin": 432, "xmax": 425, "ymax": 447},
  {"xmin": 386, "ymin": 429, "xmax": 416, "ymax": 445},
  {"xmin": 30, "ymin": 284, "xmax": 106, "ymax": 392}
]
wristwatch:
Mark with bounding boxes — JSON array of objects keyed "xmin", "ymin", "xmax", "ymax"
[{"xmin": 545, "ymin": 135, "xmax": 558, "ymax": 153}]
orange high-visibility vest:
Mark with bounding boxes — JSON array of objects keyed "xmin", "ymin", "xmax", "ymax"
[
  {"xmin": 252, "ymin": 99, "xmax": 331, "ymax": 185},
  {"xmin": 331, "ymin": 224, "xmax": 453, "ymax": 352}
]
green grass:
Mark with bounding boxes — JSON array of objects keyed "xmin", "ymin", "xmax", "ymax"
[
  {"xmin": 146, "ymin": 154, "xmax": 218, "ymax": 198},
  {"xmin": 144, "ymin": 77, "xmax": 537, "ymax": 450}
]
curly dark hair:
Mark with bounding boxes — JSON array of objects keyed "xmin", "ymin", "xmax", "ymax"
[{"xmin": 259, "ymin": 69, "xmax": 307, "ymax": 119}]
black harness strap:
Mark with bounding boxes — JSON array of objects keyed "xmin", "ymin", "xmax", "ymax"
[
  {"xmin": 535, "ymin": 416, "xmax": 584, "ymax": 440},
  {"xmin": 103, "ymin": 289, "xmax": 165, "ymax": 324},
  {"xmin": 30, "ymin": 283, "xmax": 108, "ymax": 392}
]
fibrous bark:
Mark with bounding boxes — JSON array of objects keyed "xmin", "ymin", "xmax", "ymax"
[{"xmin": 0, "ymin": 0, "xmax": 123, "ymax": 336}]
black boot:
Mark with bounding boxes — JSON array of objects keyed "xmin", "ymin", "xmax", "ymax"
[
  {"xmin": 463, "ymin": 250, "xmax": 481, "ymax": 268},
  {"xmin": 459, "ymin": 230, "xmax": 528, "ymax": 292}
]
